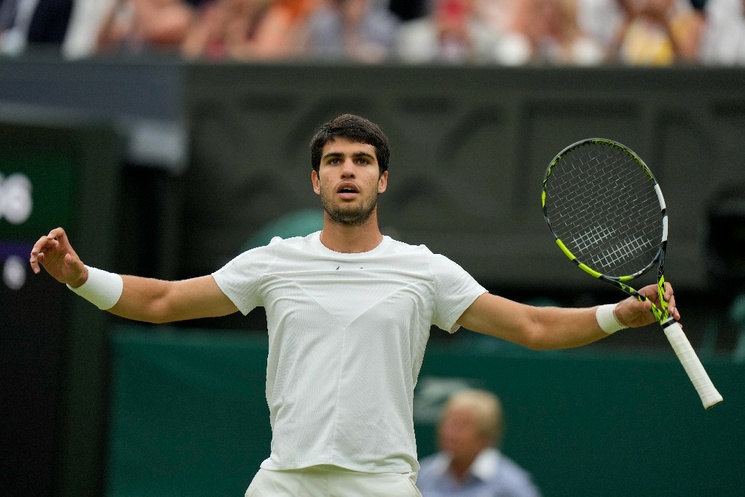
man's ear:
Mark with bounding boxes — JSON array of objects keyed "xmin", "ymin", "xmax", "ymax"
[
  {"xmin": 312, "ymin": 170, "xmax": 320, "ymax": 195},
  {"xmin": 378, "ymin": 171, "xmax": 388, "ymax": 194}
]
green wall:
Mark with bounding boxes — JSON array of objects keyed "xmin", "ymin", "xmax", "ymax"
[{"xmin": 106, "ymin": 327, "xmax": 744, "ymax": 497}]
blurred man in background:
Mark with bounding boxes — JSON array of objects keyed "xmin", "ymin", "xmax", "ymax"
[{"xmin": 417, "ymin": 389, "xmax": 542, "ymax": 497}]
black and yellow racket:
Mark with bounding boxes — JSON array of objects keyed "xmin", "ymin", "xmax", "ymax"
[{"xmin": 542, "ymin": 138, "xmax": 723, "ymax": 409}]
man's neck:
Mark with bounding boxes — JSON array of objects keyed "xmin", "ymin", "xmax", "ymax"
[
  {"xmin": 319, "ymin": 217, "xmax": 383, "ymax": 253},
  {"xmin": 449, "ymin": 457, "xmax": 477, "ymax": 482},
  {"xmin": 448, "ymin": 449, "xmax": 488, "ymax": 483}
]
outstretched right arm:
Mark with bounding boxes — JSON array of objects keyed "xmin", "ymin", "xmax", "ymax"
[{"xmin": 30, "ymin": 227, "xmax": 239, "ymax": 323}]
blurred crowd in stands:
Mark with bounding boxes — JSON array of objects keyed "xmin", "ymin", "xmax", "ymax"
[{"xmin": 0, "ymin": 0, "xmax": 743, "ymax": 65}]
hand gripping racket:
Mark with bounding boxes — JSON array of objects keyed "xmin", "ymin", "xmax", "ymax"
[{"xmin": 541, "ymin": 138, "xmax": 723, "ymax": 409}]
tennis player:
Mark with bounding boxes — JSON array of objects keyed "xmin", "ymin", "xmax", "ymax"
[{"xmin": 30, "ymin": 114, "xmax": 678, "ymax": 497}]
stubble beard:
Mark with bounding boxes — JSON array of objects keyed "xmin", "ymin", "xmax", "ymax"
[{"xmin": 321, "ymin": 189, "xmax": 379, "ymax": 226}]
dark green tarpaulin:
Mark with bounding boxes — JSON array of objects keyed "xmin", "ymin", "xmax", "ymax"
[{"xmin": 107, "ymin": 327, "xmax": 744, "ymax": 497}]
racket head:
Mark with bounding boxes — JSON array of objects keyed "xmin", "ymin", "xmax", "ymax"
[{"xmin": 541, "ymin": 138, "xmax": 667, "ymax": 282}]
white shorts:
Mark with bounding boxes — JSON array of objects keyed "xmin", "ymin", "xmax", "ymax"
[{"xmin": 245, "ymin": 465, "xmax": 422, "ymax": 497}]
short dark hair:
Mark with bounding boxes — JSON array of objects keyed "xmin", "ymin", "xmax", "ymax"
[{"xmin": 310, "ymin": 114, "xmax": 390, "ymax": 174}]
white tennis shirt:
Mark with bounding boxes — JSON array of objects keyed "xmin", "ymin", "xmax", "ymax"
[{"xmin": 212, "ymin": 232, "xmax": 486, "ymax": 474}]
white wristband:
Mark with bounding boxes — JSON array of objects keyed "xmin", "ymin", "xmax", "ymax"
[
  {"xmin": 596, "ymin": 303, "xmax": 627, "ymax": 335},
  {"xmin": 67, "ymin": 265, "xmax": 123, "ymax": 310}
]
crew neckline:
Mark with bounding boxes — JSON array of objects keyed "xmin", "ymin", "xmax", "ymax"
[{"xmin": 313, "ymin": 231, "xmax": 390, "ymax": 257}]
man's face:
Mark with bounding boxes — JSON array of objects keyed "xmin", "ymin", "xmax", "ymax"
[
  {"xmin": 312, "ymin": 137, "xmax": 387, "ymax": 226},
  {"xmin": 438, "ymin": 406, "xmax": 489, "ymax": 463}
]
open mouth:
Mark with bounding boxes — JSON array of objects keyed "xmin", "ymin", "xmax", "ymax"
[{"xmin": 337, "ymin": 183, "xmax": 359, "ymax": 198}]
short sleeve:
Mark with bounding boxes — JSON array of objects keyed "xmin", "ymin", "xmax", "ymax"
[
  {"xmin": 212, "ymin": 245, "xmax": 274, "ymax": 315},
  {"xmin": 430, "ymin": 254, "xmax": 487, "ymax": 333}
]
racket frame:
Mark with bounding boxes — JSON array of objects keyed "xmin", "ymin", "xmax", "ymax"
[{"xmin": 542, "ymin": 138, "xmax": 723, "ymax": 409}]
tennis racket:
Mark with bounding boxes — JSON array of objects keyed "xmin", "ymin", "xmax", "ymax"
[{"xmin": 541, "ymin": 138, "xmax": 723, "ymax": 409}]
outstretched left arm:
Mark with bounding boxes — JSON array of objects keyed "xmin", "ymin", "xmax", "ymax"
[{"xmin": 457, "ymin": 283, "xmax": 679, "ymax": 350}]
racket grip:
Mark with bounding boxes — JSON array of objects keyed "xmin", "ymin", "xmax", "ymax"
[{"xmin": 662, "ymin": 320, "xmax": 723, "ymax": 409}]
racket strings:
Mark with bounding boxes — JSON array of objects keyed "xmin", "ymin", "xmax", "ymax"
[{"xmin": 545, "ymin": 143, "xmax": 664, "ymax": 278}]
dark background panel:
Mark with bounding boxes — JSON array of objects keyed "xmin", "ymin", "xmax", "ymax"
[
  {"xmin": 0, "ymin": 117, "xmax": 122, "ymax": 497},
  {"xmin": 179, "ymin": 64, "xmax": 745, "ymax": 294}
]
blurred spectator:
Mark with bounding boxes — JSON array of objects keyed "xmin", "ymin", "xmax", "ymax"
[
  {"xmin": 614, "ymin": 0, "xmax": 705, "ymax": 65},
  {"xmin": 496, "ymin": 0, "xmax": 606, "ymax": 65},
  {"xmin": 394, "ymin": 0, "xmax": 501, "ymax": 63},
  {"xmin": 181, "ymin": 0, "xmax": 267, "ymax": 59},
  {"xmin": 227, "ymin": 0, "xmax": 318, "ymax": 59},
  {"xmin": 301, "ymin": 0, "xmax": 400, "ymax": 62},
  {"xmin": 0, "ymin": 0, "xmax": 73, "ymax": 55},
  {"xmin": 576, "ymin": 0, "xmax": 626, "ymax": 53},
  {"xmin": 473, "ymin": 0, "xmax": 512, "ymax": 35},
  {"xmin": 698, "ymin": 0, "xmax": 745, "ymax": 65},
  {"xmin": 417, "ymin": 389, "xmax": 542, "ymax": 497},
  {"xmin": 97, "ymin": 0, "xmax": 207, "ymax": 54},
  {"xmin": 62, "ymin": 0, "xmax": 116, "ymax": 58}
]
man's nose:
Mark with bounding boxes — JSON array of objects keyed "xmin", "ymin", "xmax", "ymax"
[{"xmin": 340, "ymin": 159, "xmax": 355, "ymax": 176}]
